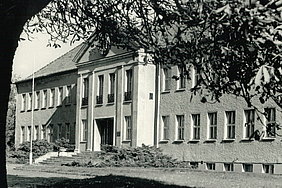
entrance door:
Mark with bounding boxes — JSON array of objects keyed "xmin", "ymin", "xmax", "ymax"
[{"xmin": 97, "ymin": 118, "xmax": 114, "ymax": 145}]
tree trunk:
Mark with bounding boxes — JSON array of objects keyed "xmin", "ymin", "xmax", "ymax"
[{"xmin": 0, "ymin": 0, "xmax": 51, "ymax": 187}]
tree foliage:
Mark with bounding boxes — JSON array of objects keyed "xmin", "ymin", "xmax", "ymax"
[{"xmin": 23, "ymin": 0, "xmax": 282, "ymax": 110}]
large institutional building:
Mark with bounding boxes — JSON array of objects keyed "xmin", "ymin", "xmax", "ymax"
[{"xmin": 15, "ymin": 41, "xmax": 282, "ymax": 174}]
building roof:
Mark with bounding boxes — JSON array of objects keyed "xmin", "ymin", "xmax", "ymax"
[{"xmin": 17, "ymin": 43, "xmax": 84, "ymax": 83}]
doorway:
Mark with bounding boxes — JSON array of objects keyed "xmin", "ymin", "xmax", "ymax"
[{"xmin": 96, "ymin": 118, "xmax": 114, "ymax": 146}]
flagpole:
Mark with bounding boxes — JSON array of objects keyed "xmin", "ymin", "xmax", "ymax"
[{"xmin": 29, "ymin": 54, "xmax": 35, "ymax": 165}]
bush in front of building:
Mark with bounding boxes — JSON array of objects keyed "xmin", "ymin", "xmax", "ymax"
[
  {"xmin": 8, "ymin": 139, "xmax": 54, "ymax": 163},
  {"xmin": 64, "ymin": 144, "xmax": 191, "ymax": 168},
  {"xmin": 7, "ymin": 138, "xmax": 75, "ymax": 163}
]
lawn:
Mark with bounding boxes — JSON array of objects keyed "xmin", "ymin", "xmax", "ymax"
[{"xmin": 7, "ymin": 164, "xmax": 282, "ymax": 188}]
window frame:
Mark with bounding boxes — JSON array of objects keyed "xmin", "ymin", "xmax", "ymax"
[
  {"xmin": 21, "ymin": 94, "xmax": 26, "ymax": 111},
  {"xmin": 49, "ymin": 88, "xmax": 55, "ymax": 107},
  {"xmin": 191, "ymin": 114, "xmax": 200, "ymax": 140},
  {"xmin": 124, "ymin": 116, "xmax": 132, "ymax": 141},
  {"xmin": 244, "ymin": 109, "xmax": 255, "ymax": 139},
  {"xmin": 176, "ymin": 115, "xmax": 185, "ymax": 140},
  {"xmin": 264, "ymin": 108, "xmax": 276, "ymax": 138},
  {"xmin": 225, "ymin": 111, "xmax": 236, "ymax": 139},
  {"xmin": 161, "ymin": 116, "xmax": 170, "ymax": 140},
  {"xmin": 208, "ymin": 112, "xmax": 217, "ymax": 140}
]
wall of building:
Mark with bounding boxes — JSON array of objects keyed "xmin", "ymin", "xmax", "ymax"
[
  {"xmin": 158, "ymin": 65, "xmax": 282, "ymax": 167},
  {"xmin": 15, "ymin": 71, "xmax": 78, "ymax": 147}
]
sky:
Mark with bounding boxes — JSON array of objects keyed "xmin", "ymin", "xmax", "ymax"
[{"xmin": 13, "ymin": 33, "xmax": 82, "ymax": 79}]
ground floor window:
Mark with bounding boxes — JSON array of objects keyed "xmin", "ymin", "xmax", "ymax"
[
  {"xmin": 192, "ymin": 114, "xmax": 200, "ymax": 140},
  {"xmin": 263, "ymin": 164, "xmax": 274, "ymax": 174},
  {"xmin": 124, "ymin": 116, "xmax": 132, "ymax": 141},
  {"xmin": 34, "ymin": 125, "xmax": 39, "ymax": 140},
  {"xmin": 176, "ymin": 115, "xmax": 184, "ymax": 140},
  {"xmin": 161, "ymin": 116, "xmax": 169, "ymax": 140},
  {"xmin": 243, "ymin": 163, "xmax": 253, "ymax": 172},
  {"xmin": 224, "ymin": 163, "xmax": 234, "ymax": 171},
  {"xmin": 27, "ymin": 126, "xmax": 31, "ymax": 141},
  {"xmin": 206, "ymin": 163, "xmax": 215, "ymax": 170},
  {"xmin": 81, "ymin": 120, "xmax": 87, "ymax": 142},
  {"xmin": 47, "ymin": 124, "xmax": 54, "ymax": 142},
  {"xmin": 20, "ymin": 126, "xmax": 25, "ymax": 143},
  {"xmin": 41, "ymin": 125, "xmax": 46, "ymax": 140}
]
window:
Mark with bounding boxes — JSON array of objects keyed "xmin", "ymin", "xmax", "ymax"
[
  {"xmin": 41, "ymin": 125, "xmax": 46, "ymax": 140},
  {"xmin": 224, "ymin": 163, "xmax": 234, "ymax": 171},
  {"xmin": 244, "ymin": 110, "xmax": 255, "ymax": 138},
  {"xmin": 66, "ymin": 123, "xmax": 70, "ymax": 140},
  {"xmin": 66, "ymin": 86, "xmax": 71, "ymax": 104},
  {"xmin": 124, "ymin": 69, "xmax": 133, "ymax": 101},
  {"xmin": 176, "ymin": 115, "xmax": 184, "ymax": 140},
  {"xmin": 108, "ymin": 73, "xmax": 115, "ymax": 103},
  {"xmin": 81, "ymin": 120, "xmax": 87, "ymax": 142},
  {"xmin": 243, "ymin": 163, "xmax": 253, "ymax": 172},
  {"xmin": 125, "ymin": 116, "xmax": 132, "ymax": 140},
  {"xmin": 21, "ymin": 94, "xmax": 26, "ymax": 111},
  {"xmin": 34, "ymin": 125, "xmax": 39, "ymax": 140},
  {"xmin": 82, "ymin": 78, "xmax": 89, "ymax": 106},
  {"xmin": 27, "ymin": 93, "xmax": 32, "ymax": 110},
  {"xmin": 193, "ymin": 67, "xmax": 201, "ymax": 87},
  {"xmin": 47, "ymin": 124, "xmax": 54, "ymax": 142},
  {"xmin": 226, "ymin": 111, "xmax": 236, "ymax": 139},
  {"xmin": 192, "ymin": 114, "xmax": 200, "ymax": 140},
  {"xmin": 265, "ymin": 108, "xmax": 276, "ymax": 138},
  {"xmin": 20, "ymin": 126, "xmax": 25, "ymax": 143},
  {"xmin": 161, "ymin": 116, "xmax": 169, "ymax": 140},
  {"xmin": 206, "ymin": 163, "xmax": 215, "ymax": 170},
  {"xmin": 177, "ymin": 66, "xmax": 186, "ymax": 89},
  {"xmin": 27, "ymin": 126, "xmax": 31, "ymax": 141},
  {"xmin": 162, "ymin": 68, "xmax": 171, "ymax": 91},
  {"xmin": 208, "ymin": 112, "xmax": 217, "ymax": 139},
  {"xmin": 50, "ymin": 89, "xmax": 55, "ymax": 107},
  {"xmin": 42, "ymin": 90, "xmax": 47, "ymax": 108},
  {"xmin": 57, "ymin": 124, "xmax": 62, "ymax": 139},
  {"xmin": 57, "ymin": 87, "xmax": 63, "ymax": 106},
  {"xmin": 35, "ymin": 91, "xmax": 40, "ymax": 109},
  {"xmin": 263, "ymin": 164, "xmax": 274, "ymax": 174},
  {"xmin": 96, "ymin": 75, "xmax": 104, "ymax": 104}
]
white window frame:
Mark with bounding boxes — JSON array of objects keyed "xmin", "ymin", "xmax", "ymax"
[
  {"xmin": 162, "ymin": 68, "xmax": 170, "ymax": 91},
  {"xmin": 47, "ymin": 124, "xmax": 54, "ymax": 142},
  {"xmin": 161, "ymin": 116, "xmax": 169, "ymax": 140},
  {"xmin": 244, "ymin": 109, "xmax": 255, "ymax": 139},
  {"xmin": 27, "ymin": 93, "xmax": 32, "ymax": 111},
  {"xmin": 264, "ymin": 108, "xmax": 276, "ymax": 138},
  {"xmin": 109, "ymin": 73, "xmax": 115, "ymax": 95},
  {"xmin": 34, "ymin": 91, "xmax": 40, "ymax": 109},
  {"xmin": 81, "ymin": 120, "xmax": 87, "ymax": 142},
  {"xmin": 207, "ymin": 112, "xmax": 217, "ymax": 139},
  {"xmin": 41, "ymin": 125, "xmax": 46, "ymax": 140},
  {"xmin": 27, "ymin": 126, "xmax": 31, "ymax": 141},
  {"xmin": 66, "ymin": 85, "xmax": 72, "ymax": 104},
  {"xmin": 42, "ymin": 90, "xmax": 47, "ymax": 108},
  {"xmin": 225, "ymin": 111, "xmax": 236, "ymax": 139},
  {"xmin": 177, "ymin": 66, "xmax": 186, "ymax": 89},
  {"xmin": 21, "ymin": 94, "xmax": 26, "ymax": 111},
  {"xmin": 20, "ymin": 126, "xmax": 25, "ymax": 143},
  {"xmin": 57, "ymin": 87, "xmax": 63, "ymax": 106},
  {"xmin": 49, "ymin": 88, "xmax": 55, "ymax": 107},
  {"xmin": 124, "ymin": 116, "xmax": 132, "ymax": 141},
  {"xmin": 191, "ymin": 114, "xmax": 200, "ymax": 140},
  {"xmin": 125, "ymin": 69, "xmax": 133, "ymax": 92},
  {"xmin": 176, "ymin": 115, "xmax": 184, "ymax": 140}
]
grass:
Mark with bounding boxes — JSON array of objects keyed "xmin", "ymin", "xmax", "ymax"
[{"xmin": 8, "ymin": 164, "xmax": 282, "ymax": 188}]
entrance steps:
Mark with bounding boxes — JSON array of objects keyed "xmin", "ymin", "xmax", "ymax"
[{"xmin": 38, "ymin": 151, "xmax": 101, "ymax": 166}]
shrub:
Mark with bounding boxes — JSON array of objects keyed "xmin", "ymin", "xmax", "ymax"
[
  {"xmin": 53, "ymin": 138, "xmax": 75, "ymax": 152},
  {"xmin": 8, "ymin": 139, "xmax": 54, "ymax": 164}
]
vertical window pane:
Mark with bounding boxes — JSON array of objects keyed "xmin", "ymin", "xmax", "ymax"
[
  {"xmin": 244, "ymin": 110, "xmax": 255, "ymax": 138},
  {"xmin": 125, "ymin": 116, "xmax": 132, "ymax": 140},
  {"xmin": 192, "ymin": 114, "xmax": 200, "ymax": 140},
  {"xmin": 50, "ymin": 89, "xmax": 55, "ymax": 107},
  {"xmin": 21, "ymin": 94, "xmax": 26, "ymax": 111},
  {"xmin": 109, "ymin": 73, "xmax": 115, "ymax": 94},
  {"xmin": 176, "ymin": 115, "xmax": 184, "ymax": 140},
  {"xmin": 162, "ymin": 116, "xmax": 169, "ymax": 140}
]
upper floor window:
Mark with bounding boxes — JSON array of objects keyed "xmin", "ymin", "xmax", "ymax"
[
  {"xmin": 27, "ymin": 126, "xmax": 31, "ymax": 141},
  {"xmin": 57, "ymin": 87, "xmax": 63, "ymax": 106},
  {"xmin": 50, "ymin": 89, "xmax": 55, "ymax": 107},
  {"xmin": 192, "ymin": 114, "xmax": 200, "ymax": 140},
  {"xmin": 35, "ymin": 91, "xmax": 40, "ymax": 109},
  {"xmin": 82, "ymin": 77, "xmax": 89, "ymax": 106},
  {"xmin": 162, "ymin": 68, "xmax": 171, "ymax": 91},
  {"xmin": 124, "ymin": 69, "xmax": 133, "ymax": 101},
  {"xmin": 193, "ymin": 67, "xmax": 201, "ymax": 88},
  {"xmin": 244, "ymin": 109, "xmax": 255, "ymax": 139},
  {"xmin": 177, "ymin": 66, "xmax": 186, "ymax": 89},
  {"xmin": 208, "ymin": 112, "xmax": 217, "ymax": 139},
  {"xmin": 27, "ymin": 93, "xmax": 32, "ymax": 111},
  {"xmin": 66, "ymin": 85, "xmax": 71, "ymax": 104},
  {"xmin": 34, "ymin": 125, "xmax": 39, "ymax": 140},
  {"xmin": 176, "ymin": 115, "xmax": 185, "ymax": 140},
  {"xmin": 96, "ymin": 75, "xmax": 104, "ymax": 104},
  {"xmin": 21, "ymin": 94, "xmax": 26, "ymax": 111},
  {"xmin": 265, "ymin": 108, "xmax": 276, "ymax": 138},
  {"xmin": 161, "ymin": 116, "xmax": 169, "ymax": 140},
  {"xmin": 108, "ymin": 73, "xmax": 115, "ymax": 103},
  {"xmin": 225, "ymin": 111, "xmax": 235, "ymax": 139},
  {"xmin": 42, "ymin": 90, "xmax": 47, "ymax": 109}
]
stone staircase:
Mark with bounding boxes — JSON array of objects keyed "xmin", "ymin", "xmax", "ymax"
[{"xmin": 39, "ymin": 151, "xmax": 100, "ymax": 166}]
